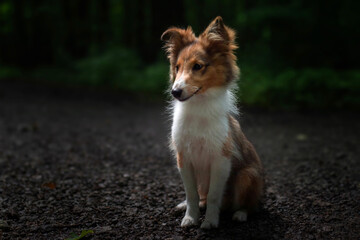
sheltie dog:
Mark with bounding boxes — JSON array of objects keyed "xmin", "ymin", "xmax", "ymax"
[{"xmin": 161, "ymin": 16, "xmax": 264, "ymax": 229}]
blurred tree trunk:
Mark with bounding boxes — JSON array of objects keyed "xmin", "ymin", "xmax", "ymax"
[{"xmin": 12, "ymin": 0, "xmax": 27, "ymax": 67}]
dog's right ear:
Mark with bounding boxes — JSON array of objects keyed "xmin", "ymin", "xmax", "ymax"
[{"xmin": 161, "ymin": 27, "xmax": 195, "ymax": 65}]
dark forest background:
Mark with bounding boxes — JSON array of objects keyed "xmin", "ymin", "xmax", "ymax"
[{"xmin": 0, "ymin": 0, "xmax": 359, "ymax": 109}]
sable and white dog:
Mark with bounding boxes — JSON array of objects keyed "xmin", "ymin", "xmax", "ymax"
[{"xmin": 161, "ymin": 17, "xmax": 264, "ymax": 229}]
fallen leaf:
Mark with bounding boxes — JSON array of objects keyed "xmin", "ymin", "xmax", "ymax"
[
  {"xmin": 65, "ymin": 230, "xmax": 94, "ymax": 240},
  {"xmin": 42, "ymin": 182, "xmax": 56, "ymax": 189}
]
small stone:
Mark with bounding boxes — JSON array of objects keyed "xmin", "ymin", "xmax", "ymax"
[
  {"xmin": 322, "ymin": 226, "xmax": 332, "ymax": 232},
  {"xmin": 95, "ymin": 226, "xmax": 112, "ymax": 233},
  {"xmin": 335, "ymin": 152, "xmax": 347, "ymax": 160},
  {"xmin": 296, "ymin": 133, "xmax": 307, "ymax": 141}
]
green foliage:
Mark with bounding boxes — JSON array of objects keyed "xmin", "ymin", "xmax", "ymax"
[
  {"xmin": 75, "ymin": 48, "xmax": 142, "ymax": 87},
  {"xmin": 3, "ymin": 45, "xmax": 359, "ymax": 110},
  {"xmin": 0, "ymin": 0, "xmax": 359, "ymax": 109},
  {"xmin": 29, "ymin": 48, "xmax": 169, "ymax": 95},
  {"xmin": 74, "ymin": 48, "xmax": 169, "ymax": 94},
  {"xmin": 64, "ymin": 230, "xmax": 94, "ymax": 240},
  {"xmin": 0, "ymin": 66, "xmax": 21, "ymax": 79},
  {"xmin": 240, "ymin": 67, "xmax": 360, "ymax": 109}
]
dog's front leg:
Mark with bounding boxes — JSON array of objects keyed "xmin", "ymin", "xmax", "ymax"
[
  {"xmin": 201, "ymin": 157, "xmax": 231, "ymax": 229},
  {"xmin": 179, "ymin": 163, "xmax": 200, "ymax": 227}
]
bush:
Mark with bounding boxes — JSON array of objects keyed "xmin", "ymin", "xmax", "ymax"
[
  {"xmin": 240, "ymin": 67, "xmax": 360, "ymax": 109},
  {"xmin": 75, "ymin": 48, "xmax": 142, "ymax": 87},
  {"xmin": 28, "ymin": 48, "xmax": 169, "ymax": 95},
  {"xmin": 0, "ymin": 66, "xmax": 21, "ymax": 79},
  {"xmin": 2, "ymin": 47, "xmax": 358, "ymax": 110}
]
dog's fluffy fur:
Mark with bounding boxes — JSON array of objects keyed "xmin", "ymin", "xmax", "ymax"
[{"xmin": 161, "ymin": 16, "xmax": 264, "ymax": 229}]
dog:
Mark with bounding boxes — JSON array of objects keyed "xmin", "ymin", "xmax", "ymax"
[{"xmin": 161, "ymin": 16, "xmax": 264, "ymax": 229}]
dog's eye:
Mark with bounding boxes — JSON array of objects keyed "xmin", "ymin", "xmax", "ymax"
[
  {"xmin": 193, "ymin": 64, "xmax": 203, "ymax": 71},
  {"xmin": 175, "ymin": 65, "xmax": 179, "ymax": 73}
]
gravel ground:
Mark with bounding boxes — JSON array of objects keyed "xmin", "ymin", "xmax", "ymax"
[{"xmin": 0, "ymin": 81, "xmax": 359, "ymax": 239}]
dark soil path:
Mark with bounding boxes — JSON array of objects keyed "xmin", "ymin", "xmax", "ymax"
[{"xmin": 0, "ymin": 81, "xmax": 359, "ymax": 239}]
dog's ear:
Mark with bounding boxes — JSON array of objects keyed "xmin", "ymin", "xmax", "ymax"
[
  {"xmin": 161, "ymin": 27, "xmax": 196, "ymax": 65},
  {"xmin": 200, "ymin": 16, "xmax": 237, "ymax": 52}
]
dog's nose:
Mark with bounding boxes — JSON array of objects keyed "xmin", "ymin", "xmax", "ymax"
[{"xmin": 171, "ymin": 89, "xmax": 183, "ymax": 99}]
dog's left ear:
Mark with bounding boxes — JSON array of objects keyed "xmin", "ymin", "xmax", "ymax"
[{"xmin": 200, "ymin": 16, "xmax": 237, "ymax": 52}]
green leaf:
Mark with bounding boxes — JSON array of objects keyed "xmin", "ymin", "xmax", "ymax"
[{"xmin": 65, "ymin": 230, "xmax": 94, "ymax": 240}]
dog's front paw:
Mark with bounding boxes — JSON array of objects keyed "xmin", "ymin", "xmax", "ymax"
[
  {"xmin": 181, "ymin": 215, "xmax": 198, "ymax": 227},
  {"xmin": 200, "ymin": 218, "xmax": 219, "ymax": 229}
]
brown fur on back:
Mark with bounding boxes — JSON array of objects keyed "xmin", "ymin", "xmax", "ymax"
[{"xmin": 222, "ymin": 115, "xmax": 264, "ymax": 211}]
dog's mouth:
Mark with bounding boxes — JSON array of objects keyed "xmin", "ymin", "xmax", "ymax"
[{"xmin": 178, "ymin": 87, "xmax": 202, "ymax": 102}]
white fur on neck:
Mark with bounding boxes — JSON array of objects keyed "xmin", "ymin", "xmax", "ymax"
[{"xmin": 171, "ymin": 86, "xmax": 237, "ymax": 158}]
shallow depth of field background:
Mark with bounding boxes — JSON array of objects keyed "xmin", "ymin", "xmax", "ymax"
[{"xmin": 0, "ymin": 0, "xmax": 359, "ymax": 110}]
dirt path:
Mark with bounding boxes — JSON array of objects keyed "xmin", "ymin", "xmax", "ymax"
[{"xmin": 0, "ymin": 82, "xmax": 359, "ymax": 239}]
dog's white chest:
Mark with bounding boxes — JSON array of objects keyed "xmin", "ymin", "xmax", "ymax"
[
  {"xmin": 171, "ymin": 95, "xmax": 232, "ymax": 195},
  {"xmin": 171, "ymin": 97, "xmax": 230, "ymax": 161}
]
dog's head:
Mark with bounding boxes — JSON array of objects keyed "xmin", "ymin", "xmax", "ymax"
[{"xmin": 161, "ymin": 16, "xmax": 239, "ymax": 102}]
